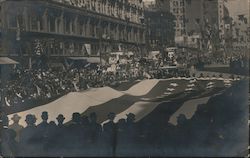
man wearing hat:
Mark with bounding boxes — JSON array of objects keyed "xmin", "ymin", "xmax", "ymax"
[
  {"xmin": 19, "ymin": 114, "xmax": 38, "ymax": 157},
  {"xmin": 124, "ymin": 113, "xmax": 138, "ymax": 148},
  {"xmin": 37, "ymin": 111, "xmax": 49, "ymax": 128},
  {"xmin": 9, "ymin": 114, "xmax": 24, "ymax": 142},
  {"xmin": 56, "ymin": 114, "xmax": 65, "ymax": 128},
  {"xmin": 53, "ymin": 114, "xmax": 67, "ymax": 155},
  {"xmin": 126, "ymin": 113, "xmax": 136, "ymax": 123},
  {"xmin": 89, "ymin": 112, "xmax": 102, "ymax": 144},
  {"xmin": 103, "ymin": 112, "xmax": 116, "ymax": 134},
  {"xmin": 103, "ymin": 112, "xmax": 117, "ymax": 156}
]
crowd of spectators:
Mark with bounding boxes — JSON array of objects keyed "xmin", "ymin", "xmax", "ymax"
[
  {"xmin": 1, "ymin": 65, "xmax": 143, "ymax": 107},
  {"xmin": 1, "ymin": 61, "xmax": 190, "ymax": 108}
]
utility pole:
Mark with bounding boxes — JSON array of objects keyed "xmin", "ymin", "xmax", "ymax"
[
  {"xmin": 0, "ymin": 65, "xmax": 3, "ymax": 110},
  {"xmin": 99, "ymin": 37, "xmax": 102, "ymax": 66},
  {"xmin": 0, "ymin": 65, "xmax": 3, "ymax": 138},
  {"xmin": 160, "ymin": 13, "xmax": 164, "ymax": 65}
]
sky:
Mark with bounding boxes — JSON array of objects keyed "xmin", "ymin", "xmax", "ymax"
[
  {"xmin": 225, "ymin": 0, "xmax": 249, "ymax": 18},
  {"xmin": 143, "ymin": 0, "xmax": 249, "ymax": 19}
]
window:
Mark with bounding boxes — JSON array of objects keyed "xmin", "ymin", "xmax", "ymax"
[
  {"xmin": 38, "ymin": 16, "xmax": 43, "ymax": 31},
  {"xmin": 49, "ymin": 16, "xmax": 55, "ymax": 32},
  {"xmin": 195, "ymin": 18, "xmax": 200, "ymax": 24},
  {"xmin": 65, "ymin": 19, "xmax": 70, "ymax": 34},
  {"xmin": 173, "ymin": 1, "xmax": 178, "ymax": 7},
  {"xmin": 79, "ymin": 21, "xmax": 83, "ymax": 35},
  {"xmin": 56, "ymin": 19, "xmax": 60, "ymax": 33},
  {"xmin": 72, "ymin": 21, "xmax": 75, "ymax": 34},
  {"xmin": 186, "ymin": 0, "xmax": 191, "ymax": 5},
  {"xmin": 30, "ymin": 15, "xmax": 37, "ymax": 30}
]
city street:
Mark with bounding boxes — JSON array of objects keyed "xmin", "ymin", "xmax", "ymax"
[
  {"xmin": 0, "ymin": 0, "xmax": 249, "ymax": 157},
  {"xmin": 5, "ymin": 73, "xmax": 248, "ymax": 156}
]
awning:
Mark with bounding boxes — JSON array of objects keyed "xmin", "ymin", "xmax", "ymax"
[
  {"xmin": 68, "ymin": 57, "xmax": 106, "ymax": 64},
  {"xmin": 0, "ymin": 57, "xmax": 19, "ymax": 65}
]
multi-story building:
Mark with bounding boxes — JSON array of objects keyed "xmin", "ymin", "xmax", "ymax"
[
  {"xmin": 184, "ymin": 0, "xmax": 204, "ymax": 49},
  {"xmin": 155, "ymin": 0, "xmax": 228, "ymax": 50},
  {"xmin": 184, "ymin": 0, "xmax": 228, "ymax": 50},
  {"xmin": 155, "ymin": 0, "xmax": 185, "ymax": 45},
  {"xmin": 0, "ymin": 0, "xmax": 146, "ymax": 66},
  {"xmin": 218, "ymin": 0, "xmax": 225, "ymax": 44},
  {"xmin": 231, "ymin": 14, "xmax": 249, "ymax": 52},
  {"xmin": 202, "ymin": 0, "xmax": 227, "ymax": 51},
  {"xmin": 226, "ymin": 0, "xmax": 250, "ymax": 53},
  {"xmin": 144, "ymin": 7, "xmax": 175, "ymax": 52},
  {"xmin": 169, "ymin": 0, "xmax": 185, "ymax": 38}
]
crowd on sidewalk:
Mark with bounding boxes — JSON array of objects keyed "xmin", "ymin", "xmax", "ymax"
[{"xmin": 1, "ymin": 62, "xmax": 190, "ymax": 107}]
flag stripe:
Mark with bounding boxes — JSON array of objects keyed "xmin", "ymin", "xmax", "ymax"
[{"xmin": 7, "ymin": 79, "xmax": 159, "ymax": 126}]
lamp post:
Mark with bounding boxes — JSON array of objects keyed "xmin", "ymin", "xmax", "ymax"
[
  {"xmin": 99, "ymin": 36, "xmax": 102, "ymax": 66},
  {"xmin": 0, "ymin": 65, "xmax": 3, "ymax": 111}
]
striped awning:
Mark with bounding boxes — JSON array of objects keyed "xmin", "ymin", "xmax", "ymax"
[{"xmin": 0, "ymin": 57, "xmax": 19, "ymax": 65}]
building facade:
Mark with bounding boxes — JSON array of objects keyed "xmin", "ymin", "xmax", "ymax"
[
  {"xmin": 155, "ymin": 0, "xmax": 185, "ymax": 45},
  {"xmin": 155, "ymin": 0, "xmax": 229, "ymax": 50},
  {"xmin": 231, "ymin": 14, "xmax": 250, "ymax": 52},
  {"xmin": 184, "ymin": 0, "xmax": 204, "ymax": 49},
  {"xmin": 184, "ymin": 0, "xmax": 229, "ymax": 50},
  {"xmin": 144, "ymin": 8, "xmax": 175, "ymax": 52},
  {"xmin": 0, "ymin": 0, "xmax": 146, "ymax": 66}
]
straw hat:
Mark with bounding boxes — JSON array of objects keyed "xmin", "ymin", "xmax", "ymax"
[{"xmin": 11, "ymin": 114, "xmax": 21, "ymax": 121}]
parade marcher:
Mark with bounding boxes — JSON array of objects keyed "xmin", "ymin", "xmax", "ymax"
[
  {"xmin": 37, "ymin": 111, "xmax": 49, "ymax": 129},
  {"xmin": 52, "ymin": 114, "xmax": 67, "ymax": 156},
  {"xmin": 1, "ymin": 114, "xmax": 18, "ymax": 157},
  {"xmin": 36, "ymin": 111, "xmax": 50, "ymax": 155},
  {"xmin": 103, "ymin": 112, "xmax": 117, "ymax": 134},
  {"xmin": 66, "ymin": 112, "xmax": 85, "ymax": 151},
  {"xmin": 124, "ymin": 113, "xmax": 139, "ymax": 153},
  {"xmin": 9, "ymin": 114, "xmax": 24, "ymax": 142},
  {"xmin": 89, "ymin": 112, "xmax": 102, "ymax": 144},
  {"xmin": 56, "ymin": 114, "xmax": 65, "ymax": 128},
  {"xmin": 103, "ymin": 112, "xmax": 117, "ymax": 156},
  {"xmin": 46, "ymin": 121, "xmax": 58, "ymax": 155},
  {"xmin": 19, "ymin": 114, "xmax": 39, "ymax": 157}
]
